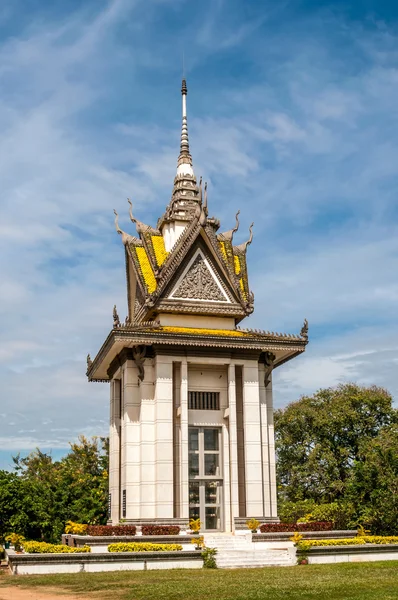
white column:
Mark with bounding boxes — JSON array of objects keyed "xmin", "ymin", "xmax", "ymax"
[
  {"xmin": 259, "ymin": 363, "xmax": 271, "ymax": 517},
  {"xmin": 123, "ymin": 359, "xmax": 141, "ymax": 519},
  {"xmin": 155, "ymin": 355, "xmax": 174, "ymax": 518},
  {"xmin": 227, "ymin": 364, "xmax": 239, "ymax": 529},
  {"xmin": 266, "ymin": 374, "xmax": 278, "ymax": 518},
  {"xmin": 242, "ymin": 361, "xmax": 264, "ymax": 516},
  {"xmin": 140, "ymin": 359, "xmax": 156, "ymax": 518},
  {"xmin": 180, "ymin": 358, "xmax": 189, "ymax": 518},
  {"xmin": 109, "ymin": 378, "xmax": 121, "ymax": 523}
]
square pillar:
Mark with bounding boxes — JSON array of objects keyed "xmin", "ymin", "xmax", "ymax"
[
  {"xmin": 109, "ymin": 378, "xmax": 121, "ymax": 523},
  {"xmin": 242, "ymin": 361, "xmax": 263, "ymax": 516},
  {"xmin": 139, "ymin": 359, "xmax": 156, "ymax": 518},
  {"xmin": 227, "ymin": 364, "xmax": 239, "ymax": 527},
  {"xmin": 266, "ymin": 374, "xmax": 278, "ymax": 518},
  {"xmin": 123, "ymin": 359, "xmax": 141, "ymax": 519},
  {"xmin": 180, "ymin": 358, "xmax": 189, "ymax": 518},
  {"xmin": 155, "ymin": 356, "xmax": 174, "ymax": 517},
  {"xmin": 259, "ymin": 363, "xmax": 271, "ymax": 517}
]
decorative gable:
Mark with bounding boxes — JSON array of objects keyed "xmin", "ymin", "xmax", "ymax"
[{"xmin": 169, "ymin": 250, "xmax": 230, "ymax": 303}]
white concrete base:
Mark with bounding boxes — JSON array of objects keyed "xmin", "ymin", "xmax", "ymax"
[
  {"xmin": 6, "ymin": 550, "xmax": 202, "ymax": 575},
  {"xmin": 308, "ymin": 550, "xmax": 398, "ymax": 564}
]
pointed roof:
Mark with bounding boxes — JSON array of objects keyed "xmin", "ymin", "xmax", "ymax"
[
  {"xmin": 87, "ymin": 78, "xmax": 309, "ymax": 380},
  {"xmin": 112, "ymin": 78, "xmax": 258, "ymax": 323}
]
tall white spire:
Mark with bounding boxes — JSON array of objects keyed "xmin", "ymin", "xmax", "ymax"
[{"xmin": 177, "ymin": 78, "xmax": 194, "ymax": 177}]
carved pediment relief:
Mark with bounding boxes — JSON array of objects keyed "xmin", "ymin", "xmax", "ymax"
[{"xmin": 169, "ymin": 250, "xmax": 231, "ymax": 303}]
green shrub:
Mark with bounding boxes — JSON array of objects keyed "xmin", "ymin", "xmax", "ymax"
[
  {"xmin": 278, "ymin": 500, "xmax": 317, "ymax": 523},
  {"xmin": 202, "ymin": 547, "xmax": 217, "ymax": 568},
  {"xmin": 278, "ymin": 500, "xmax": 355, "ymax": 529},
  {"xmin": 108, "ymin": 542, "xmax": 182, "ymax": 552},
  {"xmin": 23, "ymin": 541, "xmax": 91, "ymax": 554}
]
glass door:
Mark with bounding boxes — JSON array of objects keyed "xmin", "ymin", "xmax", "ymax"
[{"xmin": 189, "ymin": 427, "xmax": 222, "ymax": 531}]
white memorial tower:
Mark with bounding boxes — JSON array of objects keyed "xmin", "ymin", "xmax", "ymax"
[{"xmin": 87, "ymin": 79, "xmax": 308, "ymax": 532}]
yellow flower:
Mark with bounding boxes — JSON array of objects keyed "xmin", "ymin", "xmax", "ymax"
[
  {"xmin": 152, "ymin": 236, "xmax": 168, "ymax": 266},
  {"xmin": 234, "ymin": 255, "xmax": 241, "ymax": 274},
  {"xmin": 219, "ymin": 241, "xmax": 227, "ymax": 262},
  {"xmin": 136, "ymin": 247, "xmax": 157, "ymax": 293},
  {"xmin": 162, "ymin": 326, "xmax": 249, "ymax": 337}
]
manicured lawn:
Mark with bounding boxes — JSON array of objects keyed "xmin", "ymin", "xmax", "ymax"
[{"xmin": 2, "ymin": 562, "xmax": 398, "ymax": 599}]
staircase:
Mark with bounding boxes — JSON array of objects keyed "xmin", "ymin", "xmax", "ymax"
[{"xmin": 203, "ymin": 533, "xmax": 295, "ymax": 569}]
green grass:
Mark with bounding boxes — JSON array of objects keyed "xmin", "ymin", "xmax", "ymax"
[{"xmin": 2, "ymin": 562, "xmax": 398, "ymax": 599}]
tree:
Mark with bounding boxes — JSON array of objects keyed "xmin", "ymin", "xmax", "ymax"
[
  {"xmin": 348, "ymin": 424, "xmax": 398, "ymax": 534},
  {"xmin": 275, "ymin": 383, "xmax": 396, "ymax": 503},
  {"xmin": 0, "ymin": 436, "xmax": 109, "ymax": 543}
]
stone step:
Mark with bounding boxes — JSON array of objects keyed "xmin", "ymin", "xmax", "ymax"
[
  {"xmin": 217, "ymin": 555, "xmax": 293, "ymax": 564},
  {"xmin": 217, "ymin": 562, "xmax": 293, "ymax": 569}
]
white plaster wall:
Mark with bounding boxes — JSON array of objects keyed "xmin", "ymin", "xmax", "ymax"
[
  {"xmin": 158, "ymin": 314, "xmax": 236, "ymax": 330},
  {"xmin": 188, "ymin": 365, "xmax": 228, "ymax": 405},
  {"xmin": 162, "ymin": 221, "xmax": 187, "ymax": 252}
]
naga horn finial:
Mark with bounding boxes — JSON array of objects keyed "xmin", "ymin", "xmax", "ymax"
[
  {"xmin": 232, "ymin": 210, "xmax": 240, "ymax": 236},
  {"xmin": 247, "ymin": 222, "xmax": 254, "ymax": 246},
  {"xmin": 114, "ymin": 209, "xmax": 121, "ymax": 234},
  {"xmin": 128, "ymin": 198, "xmax": 136, "ymax": 224}
]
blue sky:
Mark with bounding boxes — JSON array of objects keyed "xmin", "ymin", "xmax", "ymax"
[{"xmin": 1, "ymin": 0, "xmax": 398, "ymax": 469}]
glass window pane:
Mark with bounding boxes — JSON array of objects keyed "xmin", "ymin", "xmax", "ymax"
[
  {"xmin": 189, "ymin": 481, "xmax": 200, "ymax": 504},
  {"xmin": 205, "ymin": 506, "xmax": 220, "ymax": 530},
  {"xmin": 189, "ymin": 453, "xmax": 199, "ymax": 478},
  {"xmin": 189, "ymin": 506, "xmax": 200, "ymax": 521},
  {"xmin": 189, "ymin": 429, "xmax": 199, "ymax": 452},
  {"xmin": 205, "ymin": 481, "xmax": 219, "ymax": 504},
  {"xmin": 204, "ymin": 428, "xmax": 219, "ymax": 451},
  {"xmin": 204, "ymin": 453, "xmax": 219, "ymax": 476}
]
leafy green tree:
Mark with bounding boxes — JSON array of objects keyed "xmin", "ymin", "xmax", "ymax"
[
  {"xmin": 348, "ymin": 424, "xmax": 398, "ymax": 534},
  {"xmin": 59, "ymin": 436, "xmax": 109, "ymax": 525},
  {"xmin": 0, "ymin": 470, "xmax": 24, "ymax": 541},
  {"xmin": 275, "ymin": 383, "xmax": 396, "ymax": 503},
  {"xmin": 0, "ymin": 436, "xmax": 109, "ymax": 543}
]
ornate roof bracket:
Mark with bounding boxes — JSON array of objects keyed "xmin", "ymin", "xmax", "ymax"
[
  {"xmin": 264, "ymin": 351, "xmax": 276, "ymax": 386},
  {"xmin": 132, "ymin": 345, "xmax": 146, "ymax": 384},
  {"xmin": 113, "ymin": 305, "xmax": 121, "ymax": 328},
  {"xmin": 300, "ymin": 318, "xmax": 309, "ymax": 340}
]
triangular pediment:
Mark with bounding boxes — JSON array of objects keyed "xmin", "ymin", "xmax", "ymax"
[{"xmin": 169, "ymin": 250, "xmax": 231, "ymax": 303}]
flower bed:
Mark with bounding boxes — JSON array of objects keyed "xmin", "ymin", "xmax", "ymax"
[
  {"xmin": 86, "ymin": 525, "xmax": 137, "ymax": 536},
  {"xmin": 260, "ymin": 521, "xmax": 333, "ymax": 533},
  {"xmin": 141, "ymin": 525, "xmax": 180, "ymax": 536},
  {"xmin": 23, "ymin": 541, "xmax": 91, "ymax": 554},
  {"xmin": 297, "ymin": 535, "xmax": 398, "ymax": 551},
  {"xmin": 108, "ymin": 542, "xmax": 182, "ymax": 553}
]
